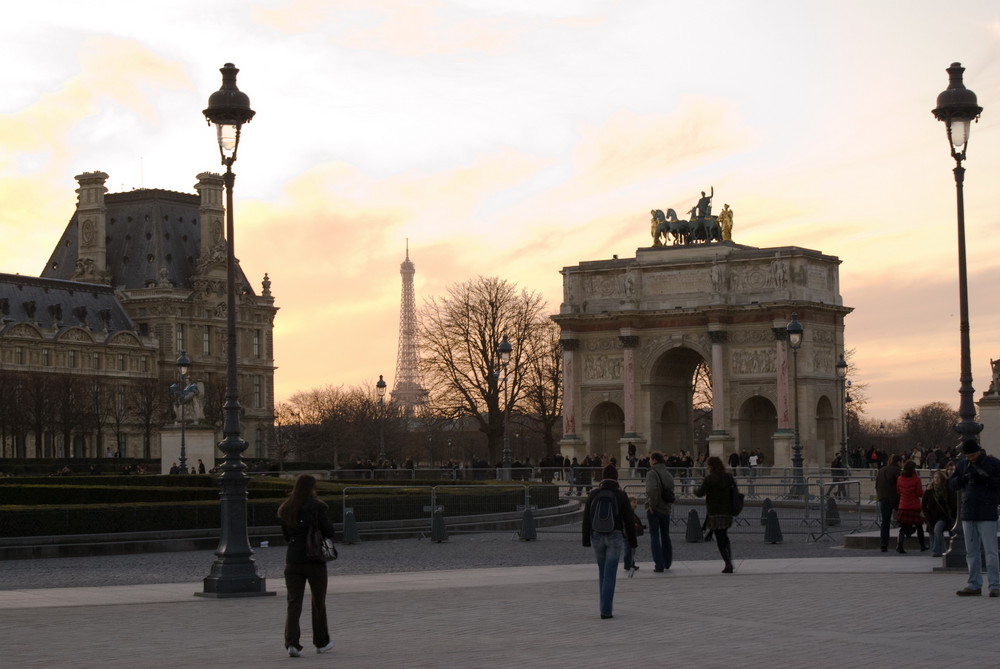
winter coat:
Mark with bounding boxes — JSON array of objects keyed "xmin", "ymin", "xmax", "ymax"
[
  {"xmin": 645, "ymin": 463, "xmax": 675, "ymax": 515},
  {"xmin": 281, "ymin": 498, "xmax": 336, "ymax": 565},
  {"xmin": 695, "ymin": 471, "xmax": 735, "ymax": 517},
  {"xmin": 874, "ymin": 463, "xmax": 901, "ymax": 503},
  {"xmin": 896, "ymin": 474, "xmax": 923, "ymax": 511},
  {"xmin": 582, "ymin": 479, "xmax": 638, "ymax": 549},
  {"xmin": 922, "ymin": 484, "xmax": 956, "ymax": 529},
  {"xmin": 949, "ymin": 453, "xmax": 1000, "ymax": 522}
]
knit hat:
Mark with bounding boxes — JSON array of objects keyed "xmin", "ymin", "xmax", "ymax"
[
  {"xmin": 602, "ymin": 464, "xmax": 618, "ymax": 480},
  {"xmin": 961, "ymin": 439, "xmax": 981, "ymax": 455}
]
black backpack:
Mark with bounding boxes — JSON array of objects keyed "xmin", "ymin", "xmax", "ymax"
[{"xmin": 591, "ymin": 489, "xmax": 620, "ymax": 534}]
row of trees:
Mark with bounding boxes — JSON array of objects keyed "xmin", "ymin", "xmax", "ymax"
[{"xmin": 0, "ymin": 369, "xmax": 230, "ymax": 459}]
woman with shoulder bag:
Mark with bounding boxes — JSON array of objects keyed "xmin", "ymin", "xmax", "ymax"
[
  {"xmin": 278, "ymin": 474, "xmax": 336, "ymax": 657},
  {"xmin": 694, "ymin": 456, "xmax": 736, "ymax": 573}
]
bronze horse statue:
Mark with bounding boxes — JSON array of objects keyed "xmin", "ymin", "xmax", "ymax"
[{"xmin": 650, "ymin": 208, "xmax": 722, "ymax": 246}]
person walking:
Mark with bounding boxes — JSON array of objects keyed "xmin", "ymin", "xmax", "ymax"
[
  {"xmin": 949, "ymin": 440, "xmax": 1000, "ymax": 597},
  {"xmin": 644, "ymin": 451, "xmax": 675, "ymax": 573},
  {"xmin": 874, "ymin": 454, "xmax": 902, "ymax": 552},
  {"xmin": 278, "ymin": 474, "xmax": 336, "ymax": 657},
  {"xmin": 922, "ymin": 469, "xmax": 957, "ymax": 557},
  {"xmin": 895, "ymin": 460, "xmax": 927, "ymax": 553},
  {"xmin": 694, "ymin": 456, "xmax": 736, "ymax": 573},
  {"xmin": 582, "ymin": 464, "xmax": 637, "ymax": 619}
]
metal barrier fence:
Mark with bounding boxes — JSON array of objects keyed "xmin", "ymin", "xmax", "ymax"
[{"xmin": 561, "ymin": 475, "xmax": 866, "ymax": 541}]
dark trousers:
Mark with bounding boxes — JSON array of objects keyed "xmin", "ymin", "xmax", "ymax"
[
  {"xmin": 878, "ymin": 500, "xmax": 895, "ymax": 549},
  {"xmin": 284, "ymin": 561, "xmax": 330, "ymax": 650}
]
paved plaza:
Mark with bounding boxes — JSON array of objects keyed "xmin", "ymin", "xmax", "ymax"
[{"xmin": 2, "ymin": 545, "xmax": 999, "ymax": 669}]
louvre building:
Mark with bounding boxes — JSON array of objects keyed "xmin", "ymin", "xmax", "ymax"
[{"xmin": 0, "ymin": 171, "xmax": 277, "ymax": 461}]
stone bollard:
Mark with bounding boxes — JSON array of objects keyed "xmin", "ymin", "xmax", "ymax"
[
  {"xmin": 342, "ymin": 508, "xmax": 361, "ymax": 545},
  {"xmin": 431, "ymin": 507, "xmax": 449, "ymax": 543},
  {"xmin": 520, "ymin": 508, "xmax": 537, "ymax": 541},
  {"xmin": 825, "ymin": 496, "xmax": 841, "ymax": 526},
  {"xmin": 685, "ymin": 508, "xmax": 703, "ymax": 542},
  {"xmin": 764, "ymin": 508, "xmax": 783, "ymax": 544},
  {"xmin": 760, "ymin": 498, "xmax": 773, "ymax": 526}
]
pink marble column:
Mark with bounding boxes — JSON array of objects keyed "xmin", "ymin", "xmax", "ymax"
[
  {"xmin": 561, "ymin": 338, "xmax": 579, "ymax": 437},
  {"xmin": 773, "ymin": 327, "xmax": 791, "ymax": 429},
  {"xmin": 619, "ymin": 334, "xmax": 639, "ymax": 437},
  {"xmin": 708, "ymin": 330, "xmax": 727, "ymax": 432}
]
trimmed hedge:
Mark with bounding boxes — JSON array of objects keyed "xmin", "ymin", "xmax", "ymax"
[{"xmin": 0, "ymin": 476, "xmax": 560, "ymax": 537}]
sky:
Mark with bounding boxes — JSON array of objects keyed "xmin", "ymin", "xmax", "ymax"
[{"xmin": 2, "ymin": 1, "xmax": 1000, "ymax": 423}]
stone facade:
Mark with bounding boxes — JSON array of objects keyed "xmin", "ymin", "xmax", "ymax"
[
  {"xmin": 0, "ymin": 171, "xmax": 277, "ymax": 462},
  {"xmin": 553, "ymin": 241, "xmax": 852, "ymax": 468}
]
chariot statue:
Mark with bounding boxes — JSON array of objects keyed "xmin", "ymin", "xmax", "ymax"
[{"xmin": 650, "ymin": 186, "xmax": 726, "ymax": 246}]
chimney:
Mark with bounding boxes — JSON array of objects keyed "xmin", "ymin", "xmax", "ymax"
[
  {"xmin": 195, "ymin": 172, "xmax": 226, "ymax": 265},
  {"xmin": 72, "ymin": 171, "xmax": 111, "ymax": 284}
]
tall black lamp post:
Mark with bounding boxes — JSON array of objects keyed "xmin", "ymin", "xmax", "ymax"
[
  {"xmin": 498, "ymin": 334, "xmax": 513, "ymax": 480},
  {"xmin": 836, "ymin": 354, "xmax": 849, "ymax": 473},
  {"xmin": 933, "ymin": 62, "xmax": 984, "ymax": 568},
  {"xmin": 786, "ymin": 313, "xmax": 805, "ymax": 497},
  {"xmin": 376, "ymin": 375, "xmax": 387, "ymax": 462},
  {"xmin": 199, "ymin": 63, "xmax": 270, "ymax": 598},
  {"xmin": 171, "ymin": 352, "xmax": 198, "ymax": 474}
]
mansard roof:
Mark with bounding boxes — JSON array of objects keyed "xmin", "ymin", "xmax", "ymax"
[
  {"xmin": 40, "ymin": 186, "xmax": 254, "ymax": 295},
  {"xmin": 0, "ymin": 273, "xmax": 136, "ymax": 332}
]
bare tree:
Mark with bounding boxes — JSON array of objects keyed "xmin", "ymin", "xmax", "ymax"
[
  {"xmin": 130, "ymin": 377, "xmax": 168, "ymax": 459},
  {"xmin": 521, "ymin": 318, "xmax": 563, "ymax": 456},
  {"xmin": 902, "ymin": 401, "xmax": 960, "ymax": 452},
  {"xmin": 420, "ymin": 276, "xmax": 547, "ymax": 464}
]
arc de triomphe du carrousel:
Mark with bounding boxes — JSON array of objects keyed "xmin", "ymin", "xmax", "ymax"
[{"xmin": 552, "ymin": 196, "xmax": 852, "ymax": 469}]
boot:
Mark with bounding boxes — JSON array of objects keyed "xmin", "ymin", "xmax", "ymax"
[
  {"xmin": 896, "ymin": 531, "xmax": 906, "ymax": 554},
  {"xmin": 720, "ymin": 541, "xmax": 734, "ymax": 573}
]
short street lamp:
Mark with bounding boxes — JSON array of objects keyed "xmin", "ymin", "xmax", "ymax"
[
  {"xmin": 199, "ymin": 63, "xmax": 270, "ymax": 598},
  {"xmin": 170, "ymin": 352, "xmax": 198, "ymax": 475},
  {"xmin": 933, "ymin": 61, "xmax": 985, "ymax": 568},
  {"xmin": 376, "ymin": 375, "xmax": 387, "ymax": 462},
  {"xmin": 786, "ymin": 313, "xmax": 805, "ymax": 497},
  {"xmin": 498, "ymin": 334, "xmax": 513, "ymax": 480}
]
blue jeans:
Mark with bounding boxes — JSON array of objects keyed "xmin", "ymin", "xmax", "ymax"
[
  {"xmin": 591, "ymin": 530, "xmax": 623, "ymax": 617},
  {"xmin": 647, "ymin": 510, "xmax": 672, "ymax": 571},
  {"xmin": 932, "ymin": 519, "xmax": 949, "ymax": 556},
  {"xmin": 878, "ymin": 500, "xmax": 895, "ymax": 549},
  {"xmin": 962, "ymin": 519, "xmax": 1000, "ymax": 591},
  {"xmin": 623, "ymin": 541, "xmax": 636, "ymax": 569}
]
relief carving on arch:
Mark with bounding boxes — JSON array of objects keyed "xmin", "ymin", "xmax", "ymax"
[
  {"xmin": 731, "ymin": 347, "xmax": 776, "ymax": 375},
  {"xmin": 583, "ymin": 354, "xmax": 624, "ymax": 381}
]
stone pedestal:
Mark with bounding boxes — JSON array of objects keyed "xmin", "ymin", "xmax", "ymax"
[
  {"xmin": 160, "ymin": 426, "xmax": 219, "ymax": 474},
  {"xmin": 771, "ymin": 428, "xmax": 794, "ymax": 471},
  {"xmin": 708, "ymin": 431, "xmax": 736, "ymax": 460},
  {"xmin": 978, "ymin": 393, "xmax": 1000, "ymax": 451}
]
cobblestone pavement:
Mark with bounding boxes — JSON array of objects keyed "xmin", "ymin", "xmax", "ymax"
[
  {"xmin": 0, "ymin": 522, "xmax": 875, "ymax": 590},
  {"xmin": 2, "ymin": 554, "xmax": 998, "ymax": 669},
  {"xmin": 5, "ymin": 522, "xmax": 1000, "ymax": 668}
]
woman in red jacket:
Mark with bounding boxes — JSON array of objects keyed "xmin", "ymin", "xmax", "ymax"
[{"xmin": 896, "ymin": 460, "xmax": 928, "ymax": 553}]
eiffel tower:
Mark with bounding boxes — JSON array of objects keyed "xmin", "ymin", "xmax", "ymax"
[{"xmin": 391, "ymin": 241, "xmax": 428, "ymax": 411}]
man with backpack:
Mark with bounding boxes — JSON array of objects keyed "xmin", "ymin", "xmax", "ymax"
[
  {"xmin": 582, "ymin": 464, "xmax": 637, "ymax": 619},
  {"xmin": 644, "ymin": 451, "xmax": 675, "ymax": 572}
]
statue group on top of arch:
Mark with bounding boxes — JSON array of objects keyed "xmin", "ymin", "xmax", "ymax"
[{"xmin": 650, "ymin": 186, "xmax": 734, "ymax": 246}]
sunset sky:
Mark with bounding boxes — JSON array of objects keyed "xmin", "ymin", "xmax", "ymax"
[{"xmin": 2, "ymin": 1, "xmax": 1000, "ymax": 423}]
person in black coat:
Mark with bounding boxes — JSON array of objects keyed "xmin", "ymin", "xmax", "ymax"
[
  {"xmin": 949, "ymin": 440, "xmax": 1000, "ymax": 597},
  {"xmin": 278, "ymin": 474, "xmax": 337, "ymax": 656}
]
